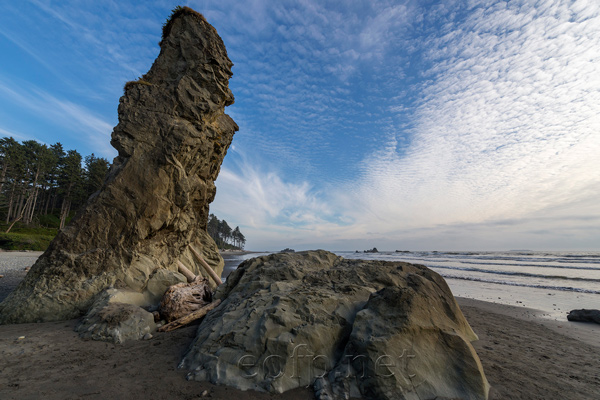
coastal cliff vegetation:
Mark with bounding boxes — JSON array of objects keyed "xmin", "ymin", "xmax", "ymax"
[
  {"xmin": 0, "ymin": 137, "xmax": 109, "ymax": 250},
  {"xmin": 207, "ymin": 213, "xmax": 245, "ymax": 250},
  {"xmin": 0, "ymin": 138, "xmax": 247, "ymax": 252}
]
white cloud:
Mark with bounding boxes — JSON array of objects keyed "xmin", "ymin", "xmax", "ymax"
[
  {"xmin": 212, "ymin": 0, "xmax": 600, "ymax": 250},
  {"xmin": 352, "ymin": 0, "xmax": 600, "ymax": 243},
  {"xmin": 0, "ymin": 78, "xmax": 116, "ymax": 158},
  {"xmin": 358, "ymin": 3, "xmax": 411, "ymax": 59},
  {"xmin": 0, "ymin": 127, "xmax": 36, "ymax": 142}
]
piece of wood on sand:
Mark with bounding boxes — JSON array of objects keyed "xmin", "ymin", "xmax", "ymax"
[
  {"xmin": 158, "ymin": 299, "xmax": 221, "ymax": 332},
  {"xmin": 159, "ymin": 274, "xmax": 213, "ymax": 323},
  {"xmin": 190, "ymin": 241, "xmax": 223, "ymax": 286}
]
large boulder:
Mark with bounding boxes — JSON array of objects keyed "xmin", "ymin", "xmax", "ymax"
[
  {"xmin": 180, "ymin": 251, "xmax": 489, "ymax": 399},
  {"xmin": 322, "ymin": 286, "xmax": 489, "ymax": 400},
  {"xmin": 0, "ymin": 7, "xmax": 237, "ymax": 324}
]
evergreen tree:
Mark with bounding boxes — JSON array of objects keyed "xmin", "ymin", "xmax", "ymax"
[
  {"xmin": 21, "ymin": 140, "xmax": 54, "ymax": 224},
  {"xmin": 219, "ymin": 219, "xmax": 232, "ymax": 245},
  {"xmin": 58, "ymin": 149, "xmax": 84, "ymax": 229},
  {"xmin": 206, "ymin": 214, "xmax": 246, "ymax": 249},
  {"xmin": 42, "ymin": 142, "xmax": 65, "ymax": 215},
  {"xmin": 84, "ymin": 153, "xmax": 109, "ymax": 196},
  {"xmin": 237, "ymin": 229, "xmax": 246, "ymax": 249},
  {"xmin": 2, "ymin": 139, "xmax": 27, "ymax": 227},
  {"xmin": 207, "ymin": 214, "xmax": 220, "ymax": 245},
  {"xmin": 0, "ymin": 137, "xmax": 22, "ymax": 194}
]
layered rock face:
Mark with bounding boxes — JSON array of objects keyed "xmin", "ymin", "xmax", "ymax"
[
  {"xmin": 0, "ymin": 8, "xmax": 237, "ymax": 324},
  {"xmin": 181, "ymin": 251, "xmax": 489, "ymax": 400}
]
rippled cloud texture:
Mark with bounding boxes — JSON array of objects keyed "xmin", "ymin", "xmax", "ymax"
[
  {"xmin": 213, "ymin": 0, "xmax": 600, "ymax": 250},
  {"xmin": 1, "ymin": 1, "xmax": 598, "ymax": 250}
]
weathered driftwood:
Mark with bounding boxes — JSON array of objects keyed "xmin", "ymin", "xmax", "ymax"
[
  {"xmin": 158, "ymin": 299, "xmax": 221, "ymax": 332},
  {"xmin": 159, "ymin": 278, "xmax": 212, "ymax": 322},
  {"xmin": 156, "ymin": 246, "xmax": 223, "ymax": 330},
  {"xmin": 190, "ymin": 242, "xmax": 223, "ymax": 286},
  {"xmin": 177, "ymin": 261, "xmax": 197, "ymax": 283}
]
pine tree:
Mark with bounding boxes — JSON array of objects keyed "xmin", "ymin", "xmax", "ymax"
[
  {"xmin": 84, "ymin": 153, "xmax": 109, "ymax": 196},
  {"xmin": 42, "ymin": 142, "xmax": 65, "ymax": 215},
  {"xmin": 219, "ymin": 219, "xmax": 232, "ymax": 246},
  {"xmin": 206, "ymin": 214, "xmax": 246, "ymax": 250},
  {"xmin": 58, "ymin": 150, "xmax": 84, "ymax": 229}
]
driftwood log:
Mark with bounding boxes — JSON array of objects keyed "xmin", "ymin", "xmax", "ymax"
[
  {"xmin": 177, "ymin": 261, "xmax": 197, "ymax": 283},
  {"xmin": 157, "ymin": 248, "xmax": 223, "ymax": 331},
  {"xmin": 159, "ymin": 277, "xmax": 212, "ymax": 323},
  {"xmin": 190, "ymin": 242, "xmax": 223, "ymax": 285},
  {"xmin": 158, "ymin": 299, "xmax": 221, "ymax": 332}
]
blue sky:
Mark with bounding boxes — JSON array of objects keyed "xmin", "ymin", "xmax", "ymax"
[{"xmin": 1, "ymin": 0, "xmax": 599, "ymax": 251}]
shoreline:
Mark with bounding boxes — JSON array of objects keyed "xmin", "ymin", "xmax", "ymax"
[
  {"xmin": 456, "ymin": 297, "xmax": 600, "ymax": 349},
  {"xmin": 456, "ymin": 298, "xmax": 600, "ymax": 399},
  {"xmin": 219, "ymin": 250, "xmax": 256, "ymax": 255},
  {"xmin": 1, "ymin": 294, "xmax": 598, "ymax": 399},
  {"xmin": 2, "ymin": 251, "xmax": 600, "ymax": 398}
]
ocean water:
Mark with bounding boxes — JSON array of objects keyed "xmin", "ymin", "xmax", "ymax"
[
  {"xmin": 222, "ymin": 250, "xmax": 600, "ymax": 321},
  {"xmin": 221, "ymin": 252, "xmax": 272, "ymax": 280},
  {"xmin": 338, "ymin": 250, "xmax": 600, "ymax": 320},
  {"xmin": 337, "ymin": 250, "xmax": 600, "ymax": 295}
]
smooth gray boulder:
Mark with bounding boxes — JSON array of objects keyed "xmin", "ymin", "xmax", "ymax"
[
  {"xmin": 180, "ymin": 250, "xmax": 488, "ymax": 399},
  {"xmin": 145, "ymin": 269, "xmax": 188, "ymax": 305}
]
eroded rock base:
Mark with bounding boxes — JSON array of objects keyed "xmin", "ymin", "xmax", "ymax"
[{"xmin": 181, "ymin": 251, "xmax": 489, "ymax": 400}]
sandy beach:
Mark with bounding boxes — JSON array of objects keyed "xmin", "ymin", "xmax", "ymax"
[{"xmin": 1, "ymin": 252, "xmax": 599, "ymax": 399}]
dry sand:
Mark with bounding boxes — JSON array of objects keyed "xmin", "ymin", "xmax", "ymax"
[{"xmin": 1, "ymin": 252, "xmax": 599, "ymax": 399}]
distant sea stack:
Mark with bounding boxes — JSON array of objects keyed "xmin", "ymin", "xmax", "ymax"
[{"xmin": 0, "ymin": 7, "xmax": 238, "ymax": 324}]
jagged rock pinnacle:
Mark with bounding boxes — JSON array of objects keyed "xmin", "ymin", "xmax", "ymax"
[{"xmin": 0, "ymin": 7, "xmax": 238, "ymax": 324}]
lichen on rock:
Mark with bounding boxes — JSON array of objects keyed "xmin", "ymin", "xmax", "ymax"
[{"xmin": 0, "ymin": 7, "xmax": 237, "ymax": 324}]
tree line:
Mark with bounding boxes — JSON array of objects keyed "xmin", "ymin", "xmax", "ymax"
[
  {"xmin": 207, "ymin": 213, "xmax": 246, "ymax": 250},
  {"xmin": 1, "ymin": 137, "xmax": 247, "ymax": 250},
  {"xmin": 0, "ymin": 137, "xmax": 110, "ymax": 231}
]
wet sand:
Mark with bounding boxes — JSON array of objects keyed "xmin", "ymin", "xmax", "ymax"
[
  {"xmin": 1, "ymin": 252, "xmax": 599, "ymax": 399},
  {"xmin": 458, "ymin": 298, "xmax": 600, "ymax": 399}
]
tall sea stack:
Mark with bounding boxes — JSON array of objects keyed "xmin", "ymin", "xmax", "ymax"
[{"xmin": 0, "ymin": 7, "xmax": 238, "ymax": 324}]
